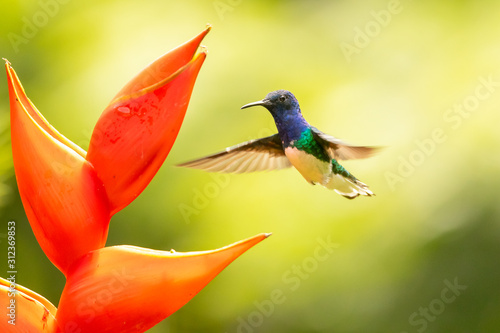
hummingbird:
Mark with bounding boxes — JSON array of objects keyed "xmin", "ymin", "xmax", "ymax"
[{"xmin": 178, "ymin": 90, "xmax": 378, "ymax": 199}]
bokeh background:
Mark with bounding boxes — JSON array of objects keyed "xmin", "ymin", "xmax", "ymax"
[{"xmin": 1, "ymin": 0, "xmax": 500, "ymax": 332}]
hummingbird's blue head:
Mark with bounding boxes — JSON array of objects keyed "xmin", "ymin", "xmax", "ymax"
[
  {"xmin": 241, "ymin": 90, "xmax": 301, "ymax": 119},
  {"xmin": 241, "ymin": 90, "xmax": 308, "ymax": 140}
]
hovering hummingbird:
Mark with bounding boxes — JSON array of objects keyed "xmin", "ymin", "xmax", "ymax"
[{"xmin": 178, "ymin": 90, "xmax": 379, "ymax": 199}]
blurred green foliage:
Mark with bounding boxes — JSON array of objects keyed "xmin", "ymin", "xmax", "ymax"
[{"xmin": 1, "ymin": 0, "xmax": 500, "ymax": 332}]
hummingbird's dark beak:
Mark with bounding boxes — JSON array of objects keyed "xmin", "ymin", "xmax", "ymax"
[{"xmin": 241, "ymin": 99, "xmax": 271, "ymax": 109}]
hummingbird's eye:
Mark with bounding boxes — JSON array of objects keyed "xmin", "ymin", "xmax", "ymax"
[{"xmin": 279, "ymin": 95, "xmax": 286, "ymax": 102}]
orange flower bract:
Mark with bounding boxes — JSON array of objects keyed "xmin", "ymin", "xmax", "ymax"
[
  {"xmin": 87, "ymin": 26, "xmax": 210, "ymax": 215},
  {"xmin": 56, "ymin": 234, "xmax": 270, "ymax": 333},
  {"xmin": 6, "ymin": 61, "xmax": 111, "ymax": 275},
  {"xmin": 0, "ymin": 277, "xmax": 57, "ymax": 332}
]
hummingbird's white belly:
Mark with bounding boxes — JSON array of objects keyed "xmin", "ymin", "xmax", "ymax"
[{"xmin": 284, "ymin": 147, "xmax": 331, "ymax": 185}]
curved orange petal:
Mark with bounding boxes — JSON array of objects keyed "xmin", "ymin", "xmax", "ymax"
[
  {"xmin": 55, "ymin": 233, "xmax": 270, "ymax": 333},
  {"xmin": 0, "ymin": 277, "xmax": 57, "ymax": 332},
  {"xmin": 87, "ymin": 28, "xmax": 209, "ymax": 215},
  {"xmin": 6, "ymin": 62, "xmax": 111, "ymax": 275}
]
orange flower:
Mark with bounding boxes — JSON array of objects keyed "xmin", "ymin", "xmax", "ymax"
[{"xmin": 4, "ymin": 26, "xmax": 272, "ymax": 333}]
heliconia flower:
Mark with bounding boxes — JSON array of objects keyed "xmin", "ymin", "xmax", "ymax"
[
  {"xmin": 5, "ymin": 26, "xmax": 273, "ymax": 333},
  {"xmin": 87, "ymin": 26, "xmax": 210, "ymax": 215},
  {"xmin": 6, "ymin": 61, "xmax": 111, "ymax": 275},
  {"xmin": 0, "ymin": 277, "xmax": 57, "ymax": 332},
  {"xmin": 5, "ymin": 26, "xmax": 210, "ymax": 275}
]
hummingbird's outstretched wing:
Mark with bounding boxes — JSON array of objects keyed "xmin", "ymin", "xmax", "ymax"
[
  {"xmin": 310, "ymin": 127, "xmax": 379, "ymax": 161},
  {"xmin": 177, "ymin": 134, "xmax": 292, "ymax": 173}
]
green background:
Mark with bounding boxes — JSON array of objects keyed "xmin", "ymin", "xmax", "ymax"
[{"xmin": 1, "ymin": 0, "xmax": 500, "ymax": 332}]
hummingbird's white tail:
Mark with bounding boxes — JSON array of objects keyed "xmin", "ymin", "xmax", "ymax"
[{"xmin": 324, "ymin": 173, "xmax": 374, "ymax": 199}]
